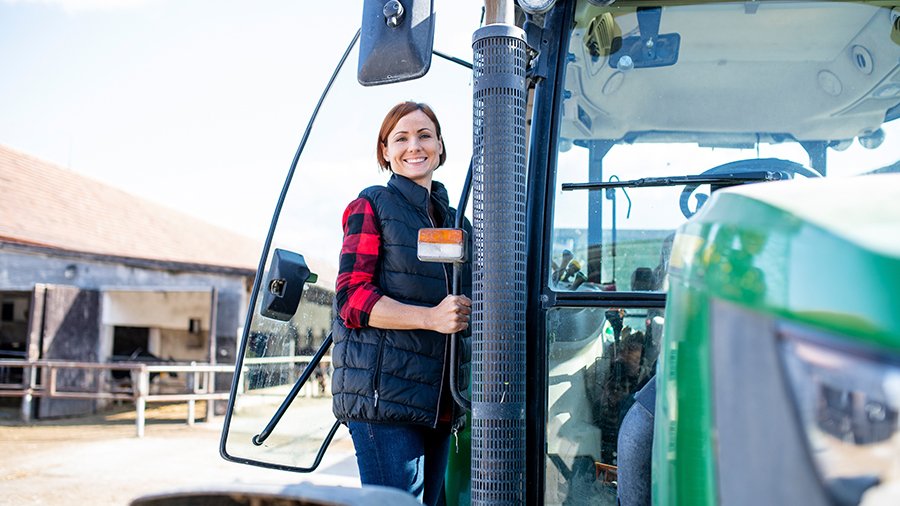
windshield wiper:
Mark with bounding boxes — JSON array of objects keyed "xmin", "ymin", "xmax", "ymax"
[{"xmin": 561, "ymin": 170, "xmax": 789, "ymax": 191}]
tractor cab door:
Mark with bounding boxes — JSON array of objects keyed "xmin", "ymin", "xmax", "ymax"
[
  {"xmin": 219, "ymin": 1, "xmax": 480, "ymax": 474},
  {"xmin": 538, "ymin": 2, "xmax": 900, "ymax": 503}
]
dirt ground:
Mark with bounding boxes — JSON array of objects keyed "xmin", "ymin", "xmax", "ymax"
[{"xmin": 0, "ymin": 401, "xmax": 360, "ymax": 505}]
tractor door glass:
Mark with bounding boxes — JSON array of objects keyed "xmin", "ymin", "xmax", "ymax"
[
  {"xmin": 550, "ymin": 142, "xmax": 692, "ymax": 293},
  {"xmin": 220, "ymin": 4, "xmax": 478, "ymax": 472},
  {"xmin": 544, "ymin": 305, "xmax": 662, "ymax": 505}
]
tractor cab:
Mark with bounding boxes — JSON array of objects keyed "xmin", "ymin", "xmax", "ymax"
[
  {"xmin": 544, "ymin": 2, "xmax": 898, "ymax": 502},
  {"xmin": 216, "ymin": 1, "xmax": 900, "ymax": 505}
]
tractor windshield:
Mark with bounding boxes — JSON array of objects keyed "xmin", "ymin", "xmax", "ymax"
[
  {"xmin": 549, "ymin": 0, "xmax": 899, "ymax": 295},
  {"xmin": 544, "ymin": 1, "xmax": 899, "ymax": 504}
]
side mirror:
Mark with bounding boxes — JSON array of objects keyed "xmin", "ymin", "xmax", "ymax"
[
  {"xmin": 259, "ymin": 249, "xmax": 318, "ymax": 321},
  {"xmin": 358, "ymin": 0, "xmax": 435, "ymax": 86}
]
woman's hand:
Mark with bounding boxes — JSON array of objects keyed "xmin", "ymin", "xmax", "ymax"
[
  {"xmin": 367, "ymin": 294, "xmax": 473, "ymax": 333},
  {"xmin": 427, "ymin": 295, "xmax": 472, "ymax": 334}
]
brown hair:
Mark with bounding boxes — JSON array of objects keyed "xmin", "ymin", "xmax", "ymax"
[{"xmin": 376, "ymin": 101, "xmax": 447, "ymax": 171}]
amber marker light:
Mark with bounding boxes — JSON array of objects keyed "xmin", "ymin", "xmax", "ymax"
[{"xmin": 417, "ymin": 228, "xmax": 467, "ymax": 263}]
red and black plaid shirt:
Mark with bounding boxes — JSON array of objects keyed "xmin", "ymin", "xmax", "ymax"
[{"xmin": 335, "ymin": 197, "xmax": 382, "ymax": 328}]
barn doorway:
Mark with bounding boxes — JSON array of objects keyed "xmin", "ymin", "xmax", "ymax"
[{"xmin": 112, "ymin": 326, "xmax": 151, "ymax": 360}]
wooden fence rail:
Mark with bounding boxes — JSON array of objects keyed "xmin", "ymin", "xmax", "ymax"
[{"xmin": 0, "ymin": 359, "xmax": 234, "ymax": 437}]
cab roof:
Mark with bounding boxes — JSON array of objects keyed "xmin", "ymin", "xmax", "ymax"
[{"xmin": 564, "ymin": 1, "xmax": 900, "ymax": 146}]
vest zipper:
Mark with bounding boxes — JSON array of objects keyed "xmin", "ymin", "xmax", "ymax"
[{"xmin": 373, "ymin": 337, "xmax": 386, "ymax": 410}]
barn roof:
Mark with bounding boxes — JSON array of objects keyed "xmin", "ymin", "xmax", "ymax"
[{"xmin": 0, "ymin": 144, "xmax": 261, "ymax": 274}]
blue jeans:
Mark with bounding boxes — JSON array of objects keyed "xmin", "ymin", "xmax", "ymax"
[
  {"xmin": 348, "ymin": 421, "xmax": 451, "ymax": 506},
  {"xmin": 617, "ymin": 375, "xmax": 656, "ymax": 506}
]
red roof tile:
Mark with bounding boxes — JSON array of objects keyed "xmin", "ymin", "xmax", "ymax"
[{"xmin": 0, "ymin": 144, "xmax": 261, "ymax": 271}]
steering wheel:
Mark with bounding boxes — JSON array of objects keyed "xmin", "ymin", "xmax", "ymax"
[{"xmin": 680, "ymin": 158, "xmax": 822, "ymax": 218}]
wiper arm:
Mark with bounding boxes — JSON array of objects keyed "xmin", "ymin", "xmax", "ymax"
[{"xmin": 561, "ymin": 171, "xmax": 788, "ymax": 191}]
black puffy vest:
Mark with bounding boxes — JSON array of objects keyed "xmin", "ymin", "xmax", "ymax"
[{"xmin": 331, "ymin": 174, "xmax": 469, "ymax": 428}]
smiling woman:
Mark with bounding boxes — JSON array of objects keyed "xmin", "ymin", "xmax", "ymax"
[
  {"xmin": 328, "ymin": 101, "xmax": 472, "ymax": 506},
  {"xmin": 377, "ymin": 102, "xmax": 446, "ymax": 188}
]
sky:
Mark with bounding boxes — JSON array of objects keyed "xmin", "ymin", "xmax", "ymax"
[{"xmin": 0, "ymin": 0, "xmax": 483, "ymax": 260}]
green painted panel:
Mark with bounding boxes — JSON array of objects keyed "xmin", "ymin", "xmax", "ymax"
[
  {"xmin": 686, "ymin": 176, "xmax": 900, "ymax": 347},
  {"xmin": 654, "ymin": 174, "xmax": 900, "ymax": 505}
]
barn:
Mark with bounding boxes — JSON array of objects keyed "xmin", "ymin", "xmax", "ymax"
[{"xmin": 0, "ymin": 144, "xmax": 280, "ymax": 418}]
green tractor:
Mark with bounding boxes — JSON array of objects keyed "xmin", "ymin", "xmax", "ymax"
[{"xmin": 138, "ymin": 1, "xmax": 900, "ymax": 505}]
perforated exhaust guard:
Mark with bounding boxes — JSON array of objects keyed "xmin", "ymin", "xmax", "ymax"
[{"xmin": 470, "ymin": 23, "xmax": 529, "ymax": 505}]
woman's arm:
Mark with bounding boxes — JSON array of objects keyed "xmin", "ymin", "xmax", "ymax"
[
  {"xmin": 369, "ymin": 294, "xmax": 471, "ymax": 334},
  {"xmin": 336, "ymin": 197, "xmax": 472, "ymax": 334},
  {"xmin": 335, "ymin": 198, "xmax": 383, "ymax": 328}
]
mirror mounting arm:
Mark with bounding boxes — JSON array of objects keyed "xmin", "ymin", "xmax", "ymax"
[
  {"xmin": 383, "ymin": 0, "xmax": 405, "ymax": 28},
  {"xmin": 252, "ymin": 334, "xmax": 334, "ymax": 447}
]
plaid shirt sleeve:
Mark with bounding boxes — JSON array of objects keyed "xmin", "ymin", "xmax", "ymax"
[{"xmin": 335, "ymin": 197, "xmax": 383, "ymax": 328}]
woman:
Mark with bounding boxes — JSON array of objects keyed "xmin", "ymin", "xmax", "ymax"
[{"xmin": 331, "ymin": 101, "xmax": 472, "ymax": 505}]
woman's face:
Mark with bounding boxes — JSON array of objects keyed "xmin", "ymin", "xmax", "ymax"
[{"xmin": 381, "ymin": 109, "xmax": 443, "ymax": 189}]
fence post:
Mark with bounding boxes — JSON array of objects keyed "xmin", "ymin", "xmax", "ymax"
[
  {"xmin": 187, "ymin": 399, "xmax": 196, "ymax": 426},
  {"xmin": 20, "ymin": 391, "xmax": 32, "ymax": 423},
  {"xmin": 20, "ymin": 363, "xmax": 37, "ymax": 423},
  {"xmin": 205, "ymin": 370, "xmax": 215, "ymax": 421},
  {"xmin": 49, "ymin": 367, "xmax": 57, "ymax": 396},
  {"xmin": 135, "ymin": 365, "xmax": 149, "ymax": 438}
]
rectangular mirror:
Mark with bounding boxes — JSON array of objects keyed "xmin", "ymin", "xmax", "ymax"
[{"xmin": 358, "ymin": 0, "xmax": 435, "ymax": 86}]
